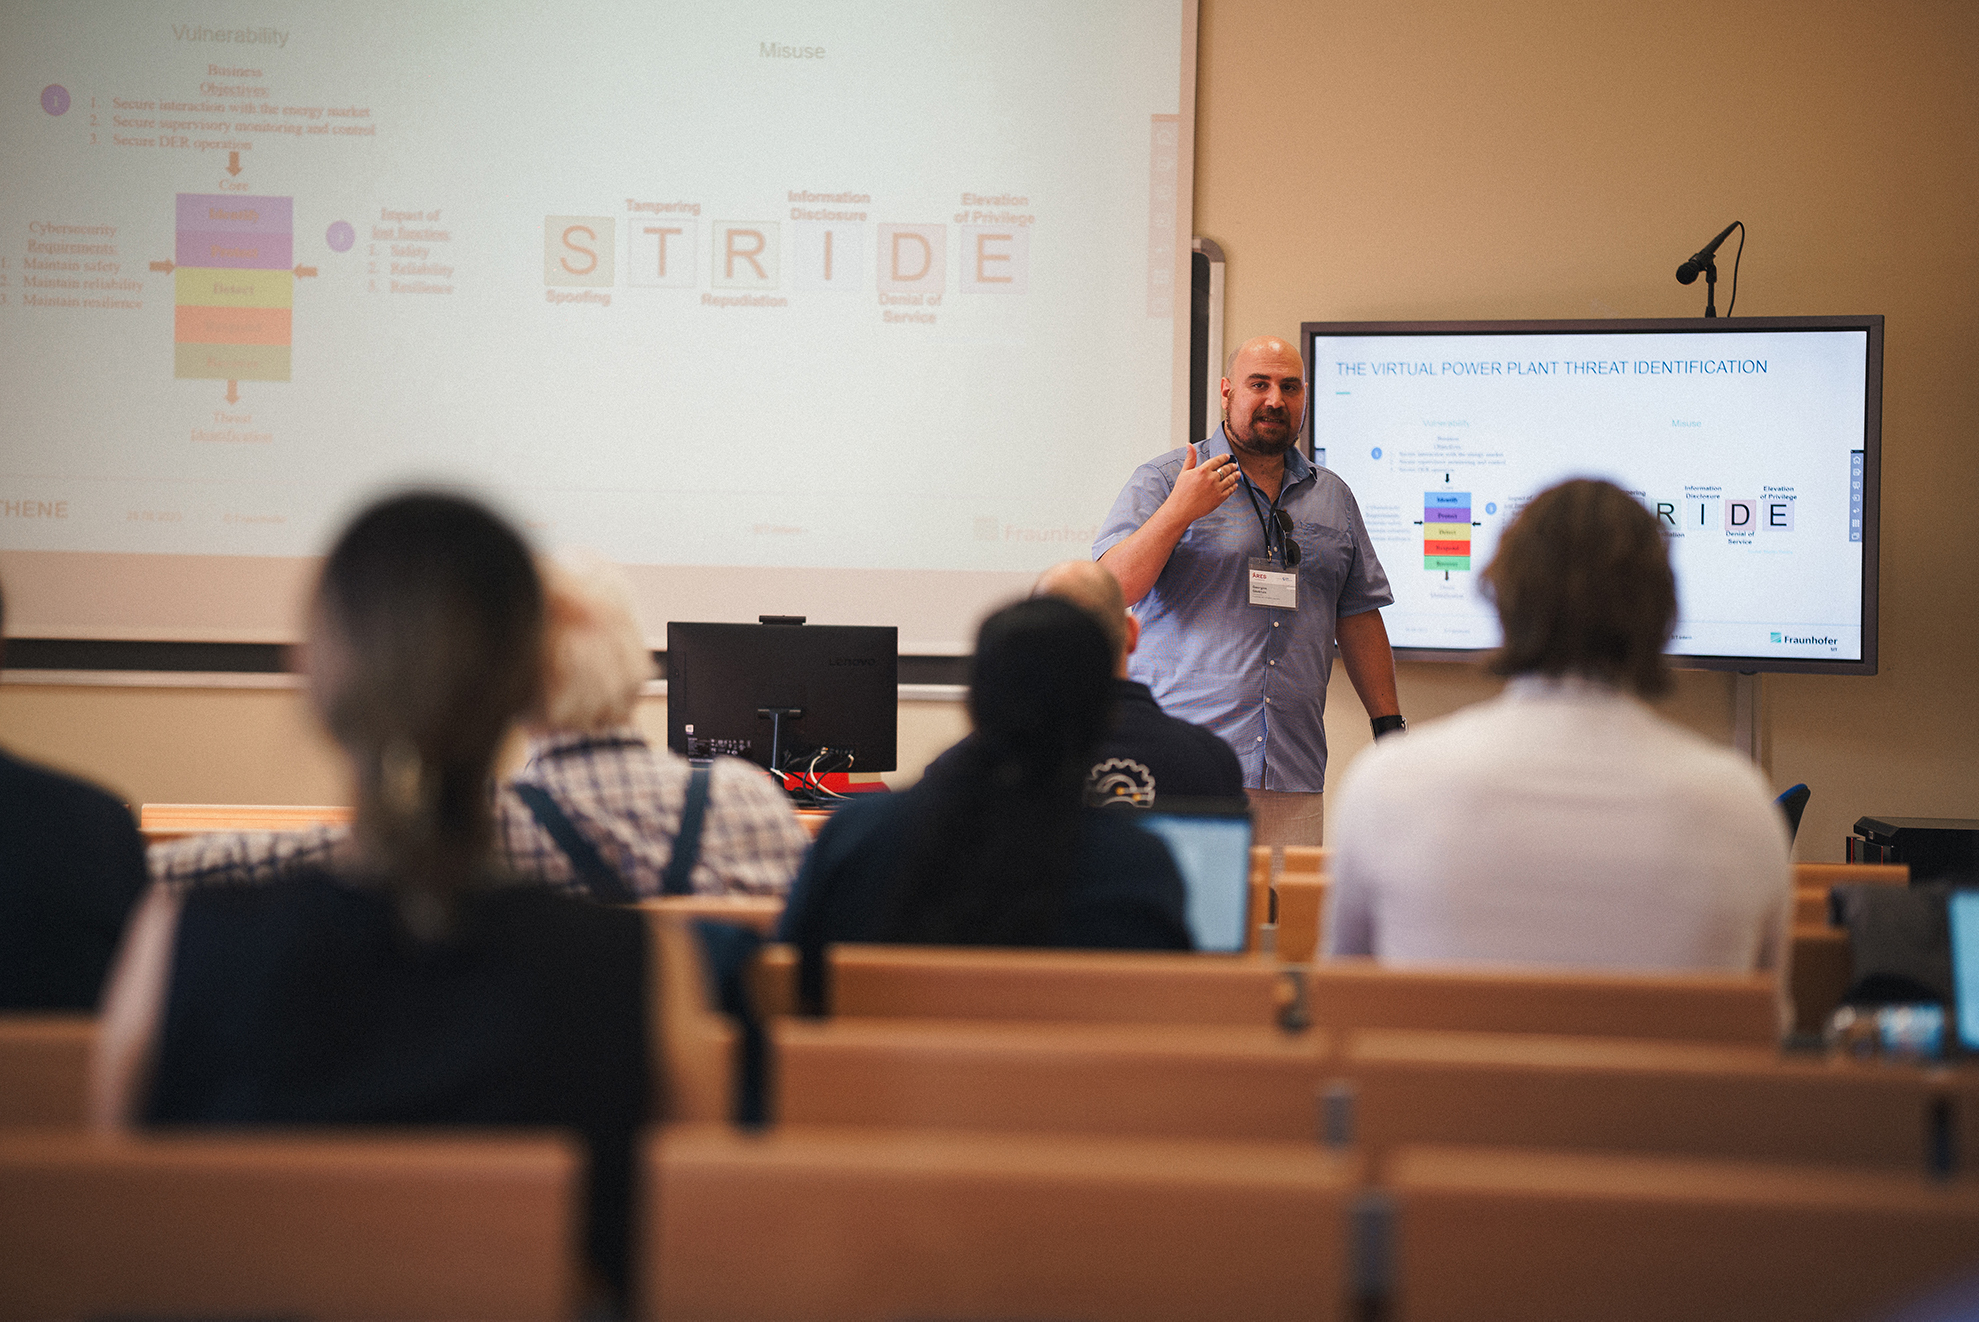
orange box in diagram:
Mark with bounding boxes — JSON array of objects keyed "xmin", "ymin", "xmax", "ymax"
[{"xmin": 173, "ymin": 193, "xmax": 293, "ymax": 381}]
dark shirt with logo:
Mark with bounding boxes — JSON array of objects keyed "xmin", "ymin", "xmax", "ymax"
[{"xmin": 927, "ymin": 678, "xmax": 1245, "ymax": 808}]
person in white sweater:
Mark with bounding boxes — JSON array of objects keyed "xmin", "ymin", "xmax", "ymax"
[{"xmin": 1324, "ymin": 478, "xmax": 1792, "ymax": 978}]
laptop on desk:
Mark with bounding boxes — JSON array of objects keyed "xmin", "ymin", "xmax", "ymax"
[{"xmin": 1128, "ymin": 797, "xmax": 1254, "ymax": 954}]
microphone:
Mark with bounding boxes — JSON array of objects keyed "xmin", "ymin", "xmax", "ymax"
[{"xmin": 1676, "ymin": 222, "xmax": 1740, "ymax": 285}]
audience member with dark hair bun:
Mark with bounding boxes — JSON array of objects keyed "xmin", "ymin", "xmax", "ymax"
[
  {"xmin": 778, "ymin": 596, "xmax": 1192, "ymax": 964},
  {"xmin": 0, "ymin": 575, "xmax": 151, "ymax": 1010},
  {"xmin": 90, "ymin": 492, "xmax": 697, "ymax": 1307},
  {"xmin": 1325, "ymin": 479, "xmax": 1792, "ymax": 1000}
]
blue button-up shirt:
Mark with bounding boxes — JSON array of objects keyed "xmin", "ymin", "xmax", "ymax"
[{"xmin": 1094, "ymin": 427, "xmax": 1393, "ymax": 793}]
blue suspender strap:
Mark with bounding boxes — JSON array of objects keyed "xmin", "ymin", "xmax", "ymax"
[
  {"xmin": 662, "ymin": 764, "xmax": 713, "ymax": 896},
  {"xmin": 513, "ymin": 782, "xmax": 638, "ymax": 904}
]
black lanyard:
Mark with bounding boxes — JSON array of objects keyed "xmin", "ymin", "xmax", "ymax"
[{"xmin": 1237, "ymin": 471, "xmax": 1291, "ymax": 566}]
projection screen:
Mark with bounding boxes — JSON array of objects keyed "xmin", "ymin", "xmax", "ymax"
[{"xmin": 0, "ymin": 0, "xmax": 1197, "ymax": 654}]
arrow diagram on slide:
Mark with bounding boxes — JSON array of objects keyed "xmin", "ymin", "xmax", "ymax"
[
  {"xmin": 293, "ymin": 265, "xmax": 317, "ymax": 278},
  {"xmin": 226, "ymin": 151, "xmax": 241, "ymax": 177},
  {"xmin": 224, "ymin": 380, "xmax": 240, "ymax": 404}
]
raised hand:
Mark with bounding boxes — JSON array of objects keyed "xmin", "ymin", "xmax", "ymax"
[
  {"xmin": 1098, "ymin": 443, "xmax": 1249, "ymax": 605},
  {"xmin": 1163, "ymin": 442, "xmax": 1243, "ymax": 526}
]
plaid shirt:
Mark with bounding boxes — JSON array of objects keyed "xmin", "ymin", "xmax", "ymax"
[
  {"xmin": 150, "ymin": 823, "xmax": 346, "ymax": 891},
  {"xmin": 151, "ymin": 727, "xmax": 807, "ymax": 899},
  {"xmin": 495, "ymin": 727, "xmax": 805, "ymax": 897}
]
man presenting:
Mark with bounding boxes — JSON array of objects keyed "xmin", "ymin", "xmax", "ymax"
[{"xmin": 1094, "ymin": 335, "xmax": 1403, "ymax": 846}]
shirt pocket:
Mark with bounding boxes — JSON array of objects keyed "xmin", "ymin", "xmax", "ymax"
[{"xmin": 1295, "ymin": 521, "xmax": 1355, "ymax": 605}]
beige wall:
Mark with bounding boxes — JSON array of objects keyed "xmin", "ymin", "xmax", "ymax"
[
  {"xmin": 1202, "ymin": 0, "xmax": 1979, "ymax": 858},
  {"xmin": 0, "ymin": 680, "xmax": 973, "ymax": 810},
  {"xmin": 0, "ymin": 682, "xmax": 347, "ymax": 810},
  {"xmin": 4, "ymin": 0, "xmax": 1973, "ymax": 859}
]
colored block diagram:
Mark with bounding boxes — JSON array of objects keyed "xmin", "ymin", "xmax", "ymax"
[
  {"xmin": 1424, "ymin": 491, "xmax": 1471, "ymax": 570},
  {"xmin": 174, "ymin": 194, "xmax": 293, "ymax": 382}
]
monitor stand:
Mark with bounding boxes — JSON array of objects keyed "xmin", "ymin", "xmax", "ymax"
[{"xmin": 757, "ymin": 705, "xmax": 833, "ymax": 807}]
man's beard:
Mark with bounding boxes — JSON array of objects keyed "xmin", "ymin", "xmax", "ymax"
[{"xmin": 1227, "ymin": 408, "xmax": 1297, "ymax": 457}]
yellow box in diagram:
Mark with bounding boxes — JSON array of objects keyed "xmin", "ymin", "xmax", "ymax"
[{"xmin": 174, "ymin": 267, "xmax": 294, "ymax": 309}]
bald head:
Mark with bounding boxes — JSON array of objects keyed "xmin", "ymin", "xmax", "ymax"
[
  {"xmin": 1224, "ymin": 335, "xmax": 1302, "ymax": 378},
  {"xmin": 1222, "ymin": 335, "xmax": 1305, "ymax": 460},
  {"xmin": 1032, "ymin": 560, "xmax": 1136, "ymax": 676}
]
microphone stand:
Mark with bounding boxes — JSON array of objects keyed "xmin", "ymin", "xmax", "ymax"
[{"xmin": 1675, "ymin": 221, "xmax": 1739, "ymax": 316}]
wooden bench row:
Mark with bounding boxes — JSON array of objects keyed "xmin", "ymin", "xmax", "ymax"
[
  {"xmin": 751, "ymin": 944, "xmax": 1787, "ymax": 1041},
  {"xmin": 138, "ymin": 800, "xmax": 1911, "ymax": 894},
  {"xmin": 0, "ymin": 955, "xmax": 1787, "ymax": 1131},
  {"xmin": 141, "ymin": 805, "xmax": 1913, "ymax": 901},
  {"xmin": 771, "ymin": 1018, "xmax": 1978, "ymax": 1175},
  {"xmin": 137, "ymin": 803, "xmax": 1905, "ymax": 1027},
  {"xmin": 657, "ymin": 1126, "xmax": 1979, "ymax": 1322},
  {"xmin": 140, "ymin": 801, "xmax": 1907, "ymax": 953},
  {"xmin": 6, "ymin": 1125, "xmax": 1977, "ymax": 1321},
  {"xmin": 18, "ymin": 1008, "xmax": 1970, "ymax": 1175},
  {"xmin": 0, "ymin": 1128, "xmax": 578, "ymax": 1321}
]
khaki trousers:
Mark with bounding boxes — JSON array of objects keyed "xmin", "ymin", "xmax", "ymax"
[{"xmin": 1245, "ymin": 788, "xmax": 1324, "ymax": 849}]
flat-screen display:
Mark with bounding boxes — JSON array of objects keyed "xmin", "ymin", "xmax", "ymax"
[
  {"xmin": 1302, "ymin": 317, "xmax": 1882, "ymax": 675},
  {"xmin": 665, "ymin": 622, "xmax": 897, "ymax": 777}
]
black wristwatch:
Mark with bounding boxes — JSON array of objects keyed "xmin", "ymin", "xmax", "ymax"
[{"xmin": 1370, "ymin": 714, "xmax": 1407, "ymax": 739}]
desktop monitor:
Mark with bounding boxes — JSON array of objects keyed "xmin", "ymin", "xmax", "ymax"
[
  {"xmin": 666, "ymin": 622, "xmax": 898, "ymax": 782},
  {"xmin": 1301, "ymin": 316, "xmax": 1883, "ymax": 675}
]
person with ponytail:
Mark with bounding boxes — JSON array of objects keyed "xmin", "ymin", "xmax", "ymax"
[
  {"xmin": 778, "ymin": 597, "xmax": 1191, "ymax": 967},
  {"xmin": 90, "ymin": 493, "xmax": 662, "ymax": 1306}
]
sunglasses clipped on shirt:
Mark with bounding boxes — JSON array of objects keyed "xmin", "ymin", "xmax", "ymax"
[{"xmin": 1272, "ymin": 508, "xmax": 1302, "ymax": 568}]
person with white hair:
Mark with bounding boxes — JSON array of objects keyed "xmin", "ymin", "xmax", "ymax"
[
  {"xmin": 149, "ymin": 552, "xmax": 808, "ymax": 899},
  {"xmin": 493, "ymin": 553, "xmax": 809, "ymax": 898}
]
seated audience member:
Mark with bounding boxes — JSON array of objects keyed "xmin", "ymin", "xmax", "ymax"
[
  {"xmin": 926, "ymin": 559, "xmax": 1245, "ymax": 808},
  {"xmin": 0, "ymin": 579, "xmax": 150, "ymax": 1010},
  {"xmin": 92, "ymin": 494, "xmax": 664, "ymax": 1304},
  {"xmin": 778, "ymin": 596, "xmax": 1191, "ymax": 953},
  {"xmin": 494, "ymin": 553, "xmax": 807, "ymax": 898},
  {"xmin": 148, "ymin": 552, "xmax": 807, "ymax": 898},
  {"xmin": 1324, "ymin": 478, "xmax": 1792, "ymax": 972}
]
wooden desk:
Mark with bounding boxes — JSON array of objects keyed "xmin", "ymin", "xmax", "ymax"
[
  {"xmin": 140, "ymin": 803, "xmax": 352, "ymax": 845},
  {"xmin": 1794, "ymin": 861, "xmax": 1908, "ymax": 889},
  {"xmin": 647, "ymin": 1124, "xmax": 1361, "ymax": 1322},
  {"xmin": 0, "ymin": 1130, "xmax": 580, "ymax": 1322},
  {"xmin": 634, "ymin": 894, "xmax": 784, "ymax": 933}
]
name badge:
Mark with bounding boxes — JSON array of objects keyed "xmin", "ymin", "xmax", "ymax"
[{"xmin": 1248, "ymin": 557, "xmax": 1297, "ymax": 610}]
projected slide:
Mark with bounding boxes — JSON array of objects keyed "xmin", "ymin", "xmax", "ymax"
[
  {"xmin": 0, "ymin": 0, "xmax": 1190, "ymax": 649},
  {"xmin": 1312, "ymin": 329, "xmax": 1871, "ymax": 664}
]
